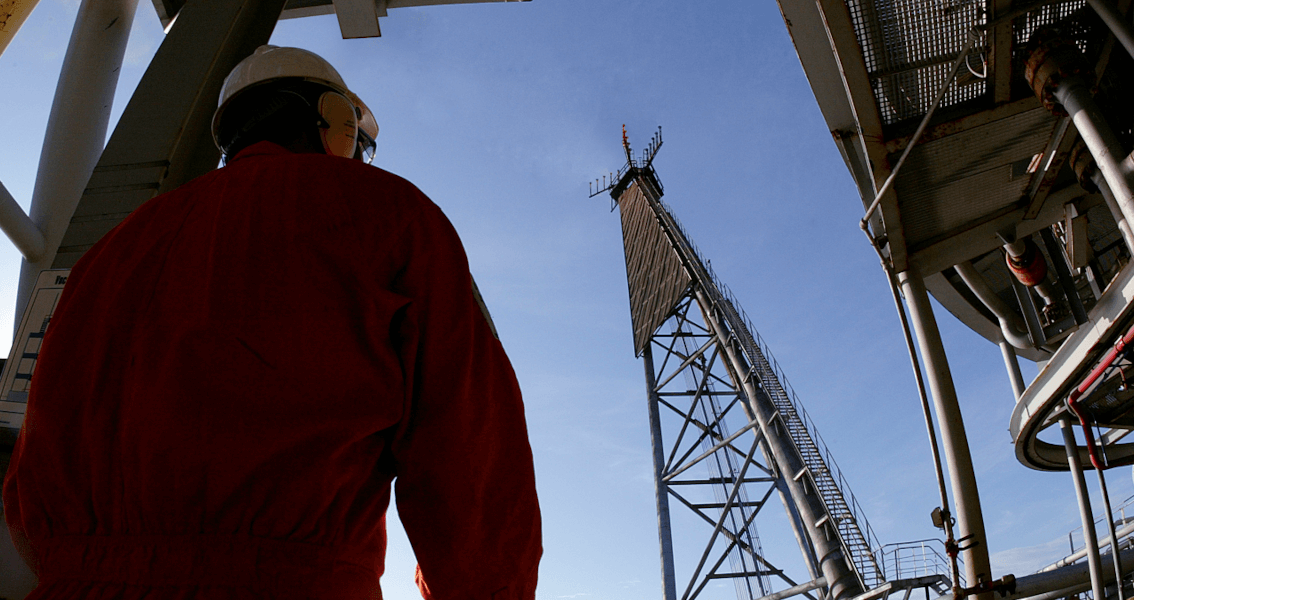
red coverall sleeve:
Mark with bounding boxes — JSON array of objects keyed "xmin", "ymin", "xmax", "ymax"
[{"xmin": 387, "ymin": 201, "xmax": 541, "ymax": 600}]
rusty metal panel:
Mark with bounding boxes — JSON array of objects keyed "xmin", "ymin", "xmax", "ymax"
[
  {"xmin": 894, "ymin": 106, "xmax": 1057, "ymax": 248},
  {"xmin": 615, "ymin": 178, "xmax": 691, "ymax": 357}
]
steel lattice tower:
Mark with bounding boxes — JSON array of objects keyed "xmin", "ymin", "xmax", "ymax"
[{"xmin": 593, "ymin": 131, "xmax": 931, "ymax": 600}]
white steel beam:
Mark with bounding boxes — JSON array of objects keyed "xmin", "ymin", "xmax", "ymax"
[
  {"xmin": 16, "ymin": 0, "xmax": 138, "ymax": 324},
  {"xmin": 0, "ymin": 181, "xmax": 44, "ymax": 262},
  {"xmin": 896, "ymin": 268, "xmax": 993, "ymax": 597},
  {"xmin": 43, "ymin": 0, "xmax": 287, "ymax": 278},
  {"xmin": 642, "ymin": 344, "xmax": 679, "ymax": 600},
  {"xmin": 333, "ymin": 0, "xmax": 380, "ymax": 38}
]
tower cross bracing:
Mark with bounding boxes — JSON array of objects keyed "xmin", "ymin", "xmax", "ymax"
[{"xmin": 600, "ymin": 137, "xmax": 930, "ymax": 600}]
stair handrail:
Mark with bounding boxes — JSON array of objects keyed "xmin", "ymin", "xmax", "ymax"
[{"xmin": 658, "ymin": 201, "xmax": 888, "ymax": 587}]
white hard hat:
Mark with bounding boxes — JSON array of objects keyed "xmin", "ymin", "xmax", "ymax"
[{"xmin": 211, "ymin": 45, "xmax": 378, "ymax": 153}]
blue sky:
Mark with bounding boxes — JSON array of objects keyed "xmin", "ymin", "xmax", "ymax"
[{"xmin": 0, "ymin": 1, "xmax": 1283, "ymax": 599}]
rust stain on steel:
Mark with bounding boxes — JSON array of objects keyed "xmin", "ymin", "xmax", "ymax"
[
  {"xmin": 883, "ymin": 97, "xmax": 1040, "ymax": 154},
  {"xmin": 1023, "ymin": 27, "xmax": 1093, "ymax": 116}
]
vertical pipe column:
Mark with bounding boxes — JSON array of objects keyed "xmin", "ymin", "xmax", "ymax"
[
  {"xmin": 1091, "ymin": 174, "xmax": 1134, "ymax": 253},
  {"xmin": 894, "ymin": 270, "xmax": 992, "ymax": 596},
  {"xmin": 1054, "ymin": 77, "xmax": 1133, "ymax": 233},
  {"xmin": 1059, "ymin": 416, "xmax": 1106, "ymax": 600},
  {"xmin": 642, "ymin": 345, "xmax": 678, "ymax": 600},
  {"xmin": 1093, "ymin": 437, "xmax": 1126, "ymax": 600},
  {"xmin": 1093, "ymin": 469, "xmax": 1124, "ymax": 600},
  {"xmin": 999, "ymin": 339, "xmax": 1026, "ymax": 400},
  {"xmin": 17, "ymin": 0, "xmax": 139, "ymax": 323}
]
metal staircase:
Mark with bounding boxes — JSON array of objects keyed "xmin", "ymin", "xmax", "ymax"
[
  {"xmin": 600, "ymin": 133, "xmax": 955, "ymax": 600},
  {"xmin": 718, "ymin": 292, "xmax": 885, "ymax": 588},
  {"xmin": 660, "ymin": 201, "xmax": 888, "ymax": 591}
]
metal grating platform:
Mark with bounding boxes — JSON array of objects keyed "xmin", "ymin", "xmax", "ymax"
[
  {"xmin": 846, "ymin": 0, "xmax": 988, "ymax": 124},
  {"xmin": 842, "ymin": 0, "xmax": 1102, "ymax": 128}
]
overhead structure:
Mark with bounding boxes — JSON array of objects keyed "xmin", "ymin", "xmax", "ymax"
[
  {"xmin": 595, "ymin": 131, "xmax": 958, "ymax": 600},
  {"xmin": 0, "ymin": 0, "xmax": 529, "ymax": 592},
  {"xmin": 774, "ymin": 0, "xmax": 1133, "ymax": 599},
  {"xmin": 5, "ymin": 0, "xmax": 528, "ymax": 330},
  {"xmin": 148, "ymin": 0, "xmax": 529, "ymax": 39}
]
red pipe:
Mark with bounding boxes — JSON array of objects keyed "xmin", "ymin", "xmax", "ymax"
[
  {"xmin": 1005, "ymin": 239, "xmax": 1048, "ymax": 286},
  {"xmin": 1065, "ymin": 327, "xmax": 1134, "ymax": 471}
]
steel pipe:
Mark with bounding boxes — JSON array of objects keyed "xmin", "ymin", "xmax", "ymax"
[
  {"xmin": 1060, "ymin": 416, "xmax": 1105, "ymax": 600},
  {"xmin": 1053, "ymin": 77, "xmax": 1133, "ymax": 234},
  {"xmin": 953, "ymin": 262, "xmax": 1033, "ymax": 351},
  {"xmin": 1085, "ymin": 0, "xmax": 1133, "ymax": 58},
  {"xmin": 882, "ymin": 263, "xmax": 955, "ymax": 561},
  {"xmin": 896, "ymin": 270, "xmax": 992, "ymax": 597},
  {"xmin": 695, "ymin": 291, "xmax": 860, "ymax": 599},
  {"xmin": 662, "ymin": 420, "xmax": 758, "ymax": 482},
  {"xmin": 0, "ymin": 181, "xmax": 45, "ymax": 262},
  {"xmin": 642, "ymin": 345, "xmax": 679, "ymax": 600},
  {"xmin": 1021, "ymin": 582, "xmax": 1098, "ymax": 600},
  {"xmin": 754, "ymin": 577, "xmax": 827, "ymax": 600},
  {"xmin": 1039, "ymin": 522, "xmax": 1132, "ymax": 571},
  {"xmin": 1091, "ymin": 173, "xmax": 1134, "ymax": 253},
  {"xmin": 639, "ymin": 176, "xmax": 860, "ymax": 599},
  {"xmin": 1064, "ymin": 328, "xmax": 1134, "ymax": 471},
  {"xmin": 1021, "ymin": 548, "xmax": 1133, "ymax": 600},
  {"xmin": 17, "ymin": 0, "xmax": 139, "ymax": 323},
  {"xmin": 999, "ymin": 339, "xmax": 1026, "ymax": 400},
  {"xmin": 1093, "ymin": 436, "xmax": 1126, "ymax": 600},
  {"xmin": 933, "ymin": 547, "xmax": 1133, "ymax": 600},
  {"xmin": 1093, "ymin": 469, "xmax": 1124, "ymax": 600}
]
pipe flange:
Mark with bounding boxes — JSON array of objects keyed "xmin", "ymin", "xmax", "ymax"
[
  {"xmin": 1023, "ymin": 28, "xmax": 1093, "ymax": 116},
  {"xmin": 1069, "ymin": 145, "xmax": 1099, "ymax": 193}
]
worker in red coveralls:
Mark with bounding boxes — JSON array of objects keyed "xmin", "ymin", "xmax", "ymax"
[{"xmin": 2, "ymin": 45, "xmax": 542, "ymax": 599}]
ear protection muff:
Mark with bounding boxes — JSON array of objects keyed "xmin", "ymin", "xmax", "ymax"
[
  {"xmin": 219, "ymin": 91, "xmax": 298, "ymax": 159},
  {"xmin": 316, "ymin": 91, "xmax": 358, "ymax": 159}
]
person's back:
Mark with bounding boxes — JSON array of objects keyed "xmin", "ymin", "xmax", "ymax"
[{"xmin": 2, "ymin": 46, "xmax": 541, "ymax": 599}]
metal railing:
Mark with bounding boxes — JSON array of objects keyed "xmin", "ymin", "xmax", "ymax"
[
  {"xmin": 659, "ymin": 200, "xmax": 888, "ymax": 589},
  {"xmin": 878, "ymin": 539, "xmax": 962, "ymax": 587},
  {"xmin": 1067, "ymin": 495, "xmax": 1133, "ymax": 556}
]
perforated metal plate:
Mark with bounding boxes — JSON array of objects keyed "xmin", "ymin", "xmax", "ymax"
[{"xmin": 893, "ymin": 106, "xmax": 1058, "ymax": 247}]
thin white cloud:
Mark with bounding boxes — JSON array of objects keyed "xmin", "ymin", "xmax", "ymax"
[{"xmin": 991, "ymin": 534, "xmax": 1074, "ymax": 577}]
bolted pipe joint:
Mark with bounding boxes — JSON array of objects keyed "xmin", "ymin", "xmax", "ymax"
[
  {"xmin": 1025, "ymin": 25, "xmax": 1134, "ymax": 241},
  {"xmin": 1023, "ymin": 27, "xmax": 1093, "ymax": 117},
  {"xmin": 1069, "ymin": 146, "xmax": 1099, "ymax": 194},
  {"xmin": 815, "ymin": 546, "xmax": 859, "ymax": 600}
]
